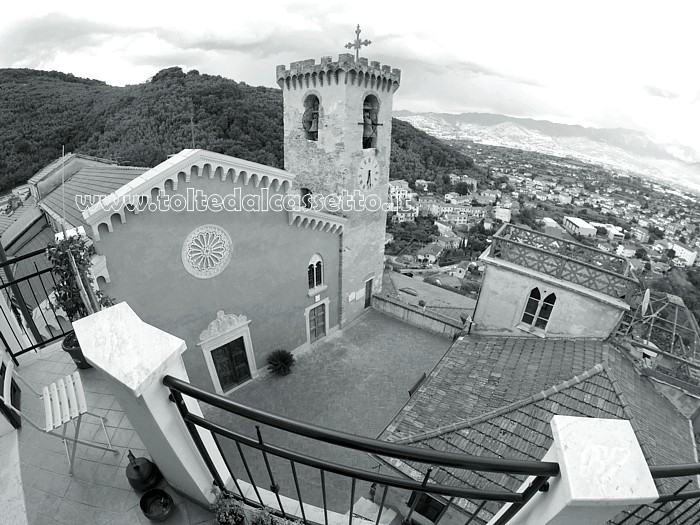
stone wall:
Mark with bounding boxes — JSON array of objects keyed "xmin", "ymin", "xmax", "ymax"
[
  {"xmin": 280, "ymin": 54, "xmax": 399, "ymax": 326},
  {"xmin": 372, "ymin": 294, "xmax": 463, "ymax": 338}
]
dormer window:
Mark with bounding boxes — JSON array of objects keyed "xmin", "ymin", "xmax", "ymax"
[
  {"xmin": 520, "ymin": 288, "xmax": 556, "ymax": 331},
  {"xmin": 302, "ymin": 95, "xmax": 319, "ymax": 141},
  {"xmin": 361, "ymin": 95, "xmax": 379, "ymax": 149}
]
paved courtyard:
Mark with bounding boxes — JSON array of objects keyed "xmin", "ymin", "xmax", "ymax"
[
  {"xmin": 203, "ymin": 309, "xmax": 453, "ymax": 515},
  {"xmin": 13, "ymin": 344, "xmax": 214, "ymax": 525}
]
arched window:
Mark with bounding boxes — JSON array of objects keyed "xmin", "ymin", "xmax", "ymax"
[
  {"xmin": 315, "ymin": 262, "xmax": 322, "ymax": 286},
  {"xmin": 300, "ymin": 188, "xmax": 312, "ymax": 209},
  {"xmin": 308, "ymin": 264, "xmax": 316, "ymax": 289},
  {"xmin": 302, "ymin": 95, "xmax": 319, "ymax": 141},
  {"xmin": 361, "ymin": 95, "xmax": 379, "ymax": 149},
  {"xmin": 308, "ymin": 254, "xmax": 324, "ymax": 290},
  {"xmin": 521, "ymin": 288, "xmax": 541, "ymax": 325},
  {"xmin": 521, "ymin": 288, "xmax": 556, "ymax": 330}
]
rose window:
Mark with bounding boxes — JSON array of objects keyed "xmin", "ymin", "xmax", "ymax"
[{"xmin": 181, "ymin": 225, "xmax": 232, "ymax": 279}]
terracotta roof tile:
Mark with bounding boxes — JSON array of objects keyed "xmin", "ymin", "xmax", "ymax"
[
  {"xmin": 40, "ymin": 165, "xmax": 148, "ymax": 233},
  {"xmin": 378, "ymin": 335, "xmax": 698, "ymax": 524}
]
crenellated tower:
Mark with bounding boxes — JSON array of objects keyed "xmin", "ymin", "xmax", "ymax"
[{"xmin": 277, "ymin": 51, "xmax": 401, "ymax": 324}]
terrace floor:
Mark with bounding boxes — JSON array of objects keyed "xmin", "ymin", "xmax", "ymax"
[
  {"xmin": 13, "ymin": 343, "xmax": 214, "ymax": 525},
  {"xmin": 204, "ymin": 309, "xmax": 453, "ymax": 514}
]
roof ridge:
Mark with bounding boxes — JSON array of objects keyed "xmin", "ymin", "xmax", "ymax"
[
  {"xmin": 394, "ymin": 363, "xmax": 606, "ymax": 445},
  {"xmin": 85, "ymin": 165, "xmax": 151, "ymax": 171}
]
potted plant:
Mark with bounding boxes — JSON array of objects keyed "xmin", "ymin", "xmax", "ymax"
[
  {"xmin": 267, "ymin": 349, "xmax": 295, "ymax": 376},
  {"xmin": 46, "ymin": 230, "xmax": 113, "ymax": 369},
  {"xmin": 250, "ymin": 508, "xmax": 273, "ymax": 525},
  {"xmin": 210, "ymin": 489, "xmax": 246, "ymax": 525}
]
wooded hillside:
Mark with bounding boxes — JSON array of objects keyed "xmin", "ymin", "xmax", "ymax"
[{"xmin": 0, "ymin": 67, "xmax": 479, "ymax": 192}]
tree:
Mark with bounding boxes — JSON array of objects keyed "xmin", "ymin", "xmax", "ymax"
[
  {"xmin": 667, "ymin": 249, "xmax": 676, "ymax": 259},
  {"xmin": 635, "ymin": 248, "xmax": 648, "ymax": 260},
  {"xmin": 455, "ymin": 182, "xmax": 474, "ymax": 195},
  {"xmin": 649, "ymin": 226, "xmax": 664, "ymax": 243}
]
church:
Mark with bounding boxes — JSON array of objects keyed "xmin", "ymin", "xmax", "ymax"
[
  {"xmin": 3, "ymin": 35, "xmax": 700, "ymax": 525},
  {"xmin": 61, "ymin": 53, "xmax": 403, "ymax": 394}
]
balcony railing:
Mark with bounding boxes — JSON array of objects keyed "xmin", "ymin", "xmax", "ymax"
[
  {"xmin": 0, "ymin": 247, "xmax": 72, "ymax": 365},
  {"xmin": 163, "ymin": 375, "xmax": 700, "ymax": 525},
  {"xmin": 489, "ymin": 224, "xmax": 639, "ymax": 299}
]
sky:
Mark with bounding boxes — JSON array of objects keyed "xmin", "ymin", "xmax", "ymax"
[{"xmin": 1, "ymin": 0, "xmax": 698, "ymax": 153}]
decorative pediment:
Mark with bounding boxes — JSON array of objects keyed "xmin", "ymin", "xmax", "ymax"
[{"xmin": 199, "ymin": 310, "xmax": 250, "ymax": 345}]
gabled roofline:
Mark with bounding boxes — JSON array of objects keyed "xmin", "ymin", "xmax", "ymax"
[{"xmin": 82, "ymin": 149, "xmax": 345, "ymax": 239}]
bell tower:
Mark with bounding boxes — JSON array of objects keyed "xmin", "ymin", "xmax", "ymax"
[{"xmin": 276, "ymin": 29, "xmax": 401, "ymax": 324}]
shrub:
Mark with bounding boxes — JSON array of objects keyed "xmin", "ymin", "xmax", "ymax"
[
  {"xmin": 46, "ymin": 232, "xmax": 114, "ymax": 322},
  {"xmin": 267, "ymin": 349, "xmax": 295, "ymax": 376},
  {"xmin": 210, "ymin": 490, "xmax": 245, "ymax": 525},
  {"xmin": 250, "ymin": 508, "xmax": 274, "ymax": 525}
]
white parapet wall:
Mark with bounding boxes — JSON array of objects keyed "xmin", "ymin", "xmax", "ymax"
[
  {"xmin": 487, "ymin": 415, "xmax": 659, "ymax": 525},
  {"xmin": 73, "ymin": 302, "xmax": 233, "ymax": 506}
]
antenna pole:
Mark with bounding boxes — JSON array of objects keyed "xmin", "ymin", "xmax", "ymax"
[
  {"xmin": 190, "ymin": 113, "xmax": 195, "ymax": 149},
  {"xmin": 61, "ymin": 146, "xmax": 67, "ymax": 237}
]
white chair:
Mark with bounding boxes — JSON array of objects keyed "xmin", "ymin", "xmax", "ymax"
[{"xmin": 1, "ymin": 356, "xmax": 117, "ymax": 475}]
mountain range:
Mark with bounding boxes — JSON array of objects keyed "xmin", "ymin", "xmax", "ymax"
[{"xmin": 395, "ymin": 111, "xmax": 700, "ymax": 192}]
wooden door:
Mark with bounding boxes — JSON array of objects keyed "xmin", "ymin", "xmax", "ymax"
[
  {"xmin": 211, "ymin": 337, "xmax": 251, "ymax": 391},
  {"xmin": 309, "ymin": 304, "xmax": 326, "ymax": 343},
  {"xmin": 364, "ymin": 279, "xmax": 373, "ymax": 309}
]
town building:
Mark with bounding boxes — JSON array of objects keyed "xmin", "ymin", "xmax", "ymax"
[
  {"xmin": 416, "ymin": 242, "xmax": 443, "ymax": 264},
  {"xmin": 391, "ymin": 205, "xmax": 418, "ymax": 223},
  {"xmin": 671, "ymin": 241, "xmax": 698, "ymax": 266},
  {"xmin": 607, "ymin": 226, "xmax": 625, "ymax": 242},
  {"xmin": 563, "ymin": 216, "xmax": 597, "ymax": 237},
  {"xmin": 492, "ymin": 206, "xmax": 511, "ymax": 222},
  {"xmin": 616, "ymin": 244, "xmax": 637, "ymax": 258},
  {"xmin": 448, "ymin": 173, "xmax": 461, "ymax": 185},
  {"xmin": 460, "ymin": 175, "xmax": 478, "ymax": 190},
  {"xmin": 414, "ymin": 179, "xmax": 429, "ymax": 191},
  {"xmin": 388, "ymin": 180, "xmax": 410, "ymax": 208}
]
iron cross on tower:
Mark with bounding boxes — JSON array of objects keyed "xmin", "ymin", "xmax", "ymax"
[{"xmin": 345, "ymin": 24, "xmax": 371, "ymax": 60}]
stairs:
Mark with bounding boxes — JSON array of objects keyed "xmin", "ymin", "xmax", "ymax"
[{"xmin": 345, "ymin": 497, "xmax": 397, "ymax": 525}]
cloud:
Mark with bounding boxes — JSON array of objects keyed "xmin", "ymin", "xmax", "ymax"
[
  {"xmin": 644, "ymin": 85, "xmax": 679, "ymax": 99},
  {"xmin": 130, "ymin": 51, "xmax": 203, "ymax": 69},
  {"xmin": 153, "ymin": 27, "xmax": 337, "ymax": 60},
  {"xmin": 0, "ymin": 13, "xmax": 140, "ymax": 66}
]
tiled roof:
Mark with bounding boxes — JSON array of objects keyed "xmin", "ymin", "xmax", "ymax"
[
  {"xmin": 417, "ymin": 243, "xmax": 443, "ymax": 256},
  {"xmin": 26, "ymin": 154, "xmax": 76, "ymax": 186},
  {"xmin": 26, "ymin": 153, "xmax": 116, "ymax": 186},
  {"xmin": 0, "ymin": 197, "xmax": 39, "ymax": 238},
  {"xmin": 40, "ymin": 165, "xmax": 148, "ymax": 232},
  {"xmin": 1, "ymin": 201, "xmax": 43, "ymax": 250},
  {"xmin": 378, "ymin": 336, "xmax": 698, "ymax": 524},
  {"xmin": 0, "ymin": 224, "xmax": 55, "ymax": 311}
]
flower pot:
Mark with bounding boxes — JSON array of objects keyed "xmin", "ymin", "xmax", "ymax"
[
  {"xmin": 140, "ymin": 488, "xmax": 174, "ymax": 522},
  {"xmin": 62, "ymin": 333, "xmax": 92, "ymax": 369}
]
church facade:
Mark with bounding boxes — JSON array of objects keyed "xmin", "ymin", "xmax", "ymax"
[{"xmin": 81, "ymin": 54, "xmax": 401, "ymax": 394}]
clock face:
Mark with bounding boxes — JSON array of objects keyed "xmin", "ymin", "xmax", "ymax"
[{"xmin": 356, "ymin": 157, "xmax": 381, "ymax": 191}]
